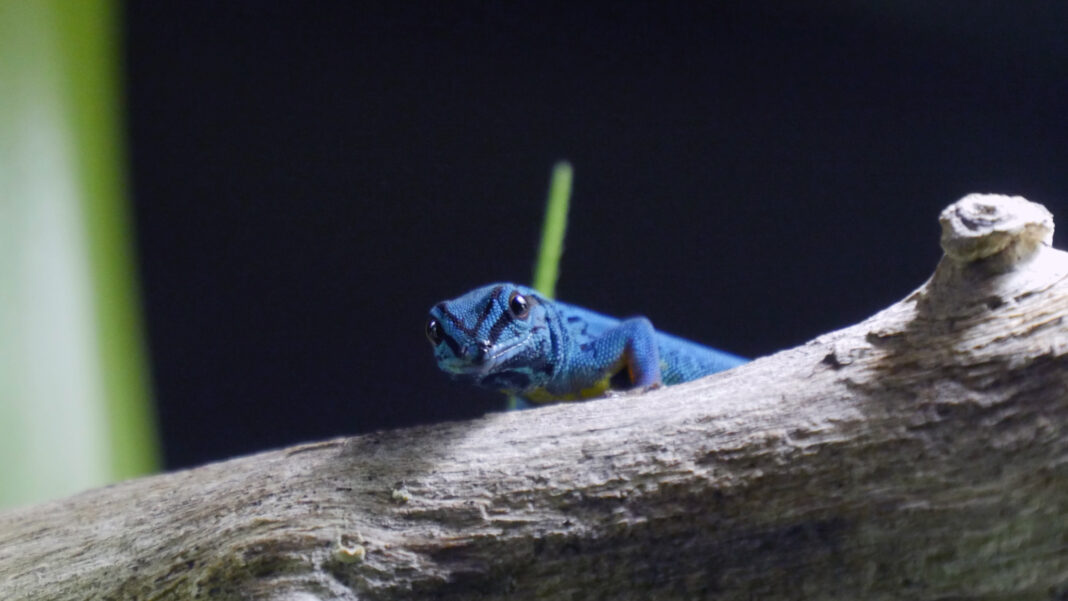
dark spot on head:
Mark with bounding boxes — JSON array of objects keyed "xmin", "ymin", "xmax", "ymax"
[
  {"xmin": 440, "ymin": 333, "xmax": 462, "ymax": 358},
  {"xmin": 486, "ymin": 311, "xmax": 514, "ymax": 346}
]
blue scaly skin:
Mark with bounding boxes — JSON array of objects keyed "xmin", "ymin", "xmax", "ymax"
[{"xmin": 426, "ymin": 283, "xmax": 746, "ymax": 403}]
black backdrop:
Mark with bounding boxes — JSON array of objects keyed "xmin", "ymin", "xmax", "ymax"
[{"xmin": 123, "ymin": 2, "xmax": 1068, "ymax": 469}]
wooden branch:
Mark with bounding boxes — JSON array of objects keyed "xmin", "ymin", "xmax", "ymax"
[{"xmin": 3, "ymin": 194, "xmax": 1067, "ymax": 601}]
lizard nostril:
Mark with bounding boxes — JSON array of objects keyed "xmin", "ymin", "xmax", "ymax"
[{"xmin": 462, "ymin": 341, "xmax": 491, "ymax": 363}]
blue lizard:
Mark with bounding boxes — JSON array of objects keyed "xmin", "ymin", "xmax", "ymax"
[{"xmin": 426, "ymin": 283, "xmax": 746, "ymax": 403}]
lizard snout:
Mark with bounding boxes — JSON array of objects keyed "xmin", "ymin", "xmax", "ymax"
[{"xmin": 461, "ymin": 341, "xmax": 491, "ymax": 364}]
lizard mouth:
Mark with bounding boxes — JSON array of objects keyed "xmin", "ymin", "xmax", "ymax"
[{"xmin": 440, "ymin": 333, "xmax": 532, "ymax": 376}]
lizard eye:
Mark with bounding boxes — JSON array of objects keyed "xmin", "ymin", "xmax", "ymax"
[
  {"xmin": 508, "ymin": 291, "xmax": 530, "ymax": 319},
  {"xmin": 425, "ymin": 317, "xmax": 444, "ymax": 345}
]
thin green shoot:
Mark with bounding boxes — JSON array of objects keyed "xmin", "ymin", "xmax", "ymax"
[{"xmin": 531, "ymin": 161, "xmax": 573, "ymax": 299}]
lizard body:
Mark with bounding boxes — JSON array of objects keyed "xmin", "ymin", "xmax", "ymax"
[{"xmin": 426, "ymin": 283, "xmax": 745, "ymax": 403}]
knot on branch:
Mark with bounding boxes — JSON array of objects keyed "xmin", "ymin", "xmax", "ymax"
[
  {"xmin": 939, "ymin": 194, "xmax": 1053, "ymax": 266},
  {"xmin": 916, "ymin": 194, "xmax": 1066, "ymax": 320}
]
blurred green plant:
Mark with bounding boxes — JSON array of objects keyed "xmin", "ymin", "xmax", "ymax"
[
  {"xmin": 532, "ymin": 161, "xmax": 573, "ymax": 299},
  {"xmin": 0, "ymin": 0, "xmax": 158, "ymax": 508}
]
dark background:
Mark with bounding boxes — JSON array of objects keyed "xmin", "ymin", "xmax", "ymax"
[{"xmin": 123, "ymin": 2, "xmax": 1068, "ymax": 470}]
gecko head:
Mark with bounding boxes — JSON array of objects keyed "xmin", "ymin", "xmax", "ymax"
[{"xmin": 425, "ymin": 283, "xmax": 554, "ymax": 394}]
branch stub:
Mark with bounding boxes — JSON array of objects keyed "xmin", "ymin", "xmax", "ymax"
[{"xmin": 939, "ymin": 193, "xmax": 1053, "ymax": 264}]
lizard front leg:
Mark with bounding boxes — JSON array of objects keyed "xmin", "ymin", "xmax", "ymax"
[{"xmin": 573, "ymin": 316, "xmax": 663, "ymax": 391}]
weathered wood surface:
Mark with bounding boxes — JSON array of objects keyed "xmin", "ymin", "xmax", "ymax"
[{"xmin": 2, "ymin": 194, "xmax": 1066, "ymax": 601}]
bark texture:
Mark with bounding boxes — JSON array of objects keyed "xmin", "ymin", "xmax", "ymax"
[{"xmin": 2, "ymin": 194, "xmax": 1067, "ymax": 601}]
